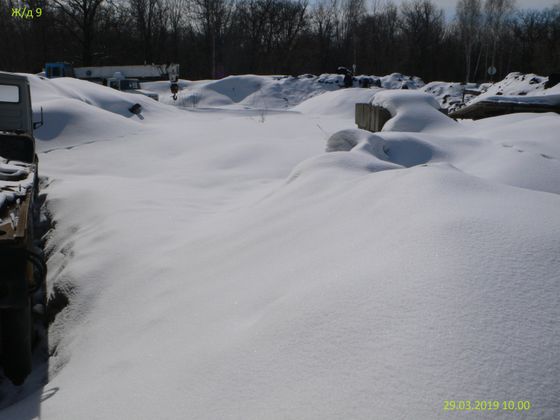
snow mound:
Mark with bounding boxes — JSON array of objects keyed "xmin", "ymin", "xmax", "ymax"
[
  {"xmin": 32, "ymin": 98, "xmax": 140, "ymax": 144},
  {"xmin": 179, "ymin": 75, "xmax": 270, "ymax": 107},
  {"xmin": 145, "ymin": 74, "xmax": 337, "ymax": 108},
  {"xmin": 22, "ymin": 74, "xmax": 178, "ymax": 150},
  {"xmin": 325, "ymin": 129, "xmax": 369, "ymax": 152},
  {"xmin": 27, "ymin": 75, "xmax": 170, "ymax": 117},
  {"xmin": 286, "ymin": 149, "xmax": 400, "ymax": 186},
  {"xmin": 328, "ymin": 104, "xmax": 560, "ymax": 195},
  {"xmin": 144, "ymin": 73, "xmax": 423, "ymax": 109},
  {"xmin": 372, "ymin": 90, "xmax": 456, "ymax": 132},
  {"xmin": 478, "ymin": 72, "xmax": 550, "ymax": 98},
  {"xmin": 294, "ymin": 88, "xmax": 379, "ymax": 117},
  {"xmin": 243, "ymin": 75, "xmax": 336, "ymax": 109},
  {"xmin": 421, "ymin": 81, "xmax": 476, "ymax": 110},
  {"xmin": 326, "ymin": 128, "xmax": 445, "ymax": 168}
]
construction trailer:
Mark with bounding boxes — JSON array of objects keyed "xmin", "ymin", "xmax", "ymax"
[{"xmin": 0, "ymin": 72, "xmax": 46, "ymax": 386}]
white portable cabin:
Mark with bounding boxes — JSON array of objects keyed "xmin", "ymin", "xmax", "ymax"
[{"xmin": 74, "ymin": 64, "xmax": 179, "ymax": 81}]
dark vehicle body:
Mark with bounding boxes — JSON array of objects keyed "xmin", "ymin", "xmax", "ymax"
[{"xmin": 0, "ymin": 72, "xmax": 44, "ymax": 385}]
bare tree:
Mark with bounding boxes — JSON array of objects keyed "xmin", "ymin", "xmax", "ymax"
[
  {"xmin": 311, "ymin": 0, "xmax": 339, "ymax": 70},
  {"xmin": 513, "ymin": 7, "xmax": 560, "ymax": 74},
  {"xmin": 341, "ymin": 0, "xmax": 366, "ymax": 68},
  {"xmin": 233, "ymin": 0, "xmax": 274, "ymax": 71},
  {"xmin": 270, "ymin": 0, "xmax": 309, "ymax": 72},
  {"xmin": 4, "ymin": 0, "xmax": 559, "ymax": 82},
  {"xmin": 484, "ymin": 0, "xmax": 515, "ymax": 78},
  {"xmin": 165, "ymin": 0, "xmax": 189, "ymax": 61},
  {"xmin": 400, "ymin": 0, "xmax": 445, "ymax": 79},
  {"xmin": 359, "ymin": 1, "xmax": 400, "ymax": 74},
  {"xmin": 456, "ymin": 0, "xmax": 482, "ymax": 82},
  {"xmin": 53, "ymin": 0, "xmax": 105, "ymax": 65},
  {"xmin": 129, "ymin": 0, "xmax": 168, "ymax": 63},
  {"xmin": 192, "ymin": 0, "xmax": 235, "ymax": 77}
]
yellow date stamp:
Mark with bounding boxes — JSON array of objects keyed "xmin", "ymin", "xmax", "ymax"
[{"xmin": 443, "ymin": 400, "xmax": 531, "ymax": 412}]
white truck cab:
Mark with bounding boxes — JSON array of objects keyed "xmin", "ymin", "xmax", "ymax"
[
  {"xmin": 106, "ymin": 72, "xmax": 159, "ymax": 101},
  {"xmin": 0, "ymin": 72, "xmax": 36, "ymax": 163}
]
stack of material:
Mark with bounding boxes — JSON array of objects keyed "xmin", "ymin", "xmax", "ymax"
[
  {"xmin": 0, "ymin": 158, "xmax": 34, "ymax": 230},
  {"xmin": 448, "ymin": 72, "xmax": 560, "ymax": 119},
  {"xmin": 449, "ymin": 95, "xmax": 560, "ymax": 119}
]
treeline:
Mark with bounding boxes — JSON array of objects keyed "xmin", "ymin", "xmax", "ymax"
[{"xmin": 1, "ymin": 0, "xmax": 559, "ymax": 82}]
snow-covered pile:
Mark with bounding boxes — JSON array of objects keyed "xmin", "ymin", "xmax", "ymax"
[
  {"xmin": 469, "ymin": 72, "xmax": 560, "ymax": 106},
  {"xmin": 25, "ymin": 75, "xmax": 177, "ymax": 150},
  {"xmin": 144, "ymin": 74, "xmax": 338, "ymax": 108},
  {"xmin": 371, "ymin": 90, "xmax": 456, "ymax": 132},
  {"xmin": 316, "ymin": 72, "xmax": 423, "ymax": 90},
  {"xmin": 477, "ymin": 72, "xmax": 551, "ymax": 97},
  {"xmin": 293, "ymin": 87, "xmax": 380, "ymax": 117},
  {"xmin": 144, "ymin": 72, "xmax": 423, "ymax": 109},
  {"xmin": 421, "ymin": 81, "xmax": 477, "ymax": 109},
  {"xmin": 425, "ymin": 72, "xmax": 560, "ymax": 110},
  {"xmin": 1, "ymin": 74, "xmax": 559, "ymax": 419}
]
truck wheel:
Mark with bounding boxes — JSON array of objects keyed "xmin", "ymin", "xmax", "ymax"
[{"xmin": 1, "ymin": 304, "xmax": 32, "ymax": 385}]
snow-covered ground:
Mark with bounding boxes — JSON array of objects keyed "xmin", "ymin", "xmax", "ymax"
[{"xmin": 0, "ymin": 74, "xmax": 559, "ymax": 419}]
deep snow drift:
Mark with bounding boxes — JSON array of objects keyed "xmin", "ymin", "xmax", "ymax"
[
  {"xmin": 26, "ymin": 74, "xmax": 178, "ymax": 150},
  {"xmin": 0, "ymin": 74, "xmax": 559, "ymax": 420}
]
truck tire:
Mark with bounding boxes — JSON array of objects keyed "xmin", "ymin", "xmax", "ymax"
[{"xmin": 1, "ymin": 303, "xmax": 32, "ymax": 385}]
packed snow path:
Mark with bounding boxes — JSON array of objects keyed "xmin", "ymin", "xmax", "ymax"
[{"xmin": 0, "ymin": 75, "xmax": 559, "ymax": 419}]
